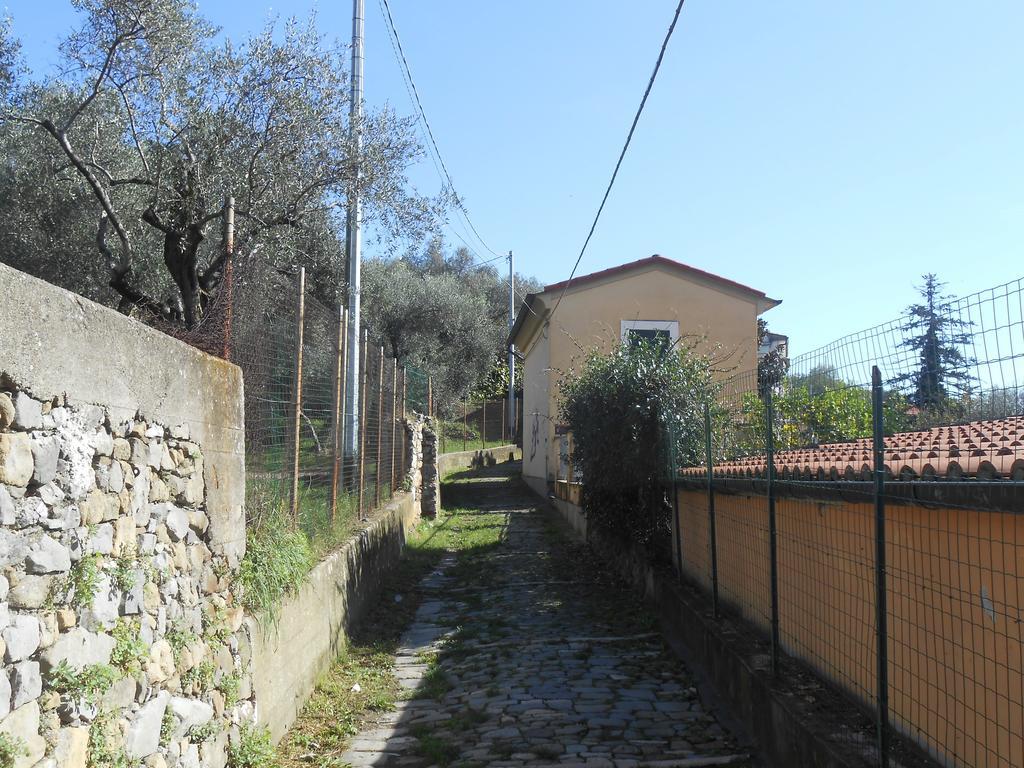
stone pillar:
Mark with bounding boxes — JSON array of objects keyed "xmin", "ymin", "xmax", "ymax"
[
  {"xmin": 421, "ymin": 421, "xmax": 440, "ymax": 519},
  {"xmin": 403, "ymin": 416, "xmax": 424, "ymax": 505}
]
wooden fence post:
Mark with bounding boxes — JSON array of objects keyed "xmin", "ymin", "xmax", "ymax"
[
  {"xmin": 401, "ymin": 367, "xmax": 408, "ymax": 480},
  {"xmin": 289, "ymin": 267, "xmax": 306, "ymax": 525},
  {"xmin": 390, "ymin": 358, "xmax": 398, "ymax": 493},
  {"xmin": 357, "ymin": 329, "xmax": 369, "ymax": 519},
  {"xmin": 221, "ymin": 195, "xmax": 234, "ymax": 361}
]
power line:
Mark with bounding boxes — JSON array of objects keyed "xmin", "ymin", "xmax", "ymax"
[
  {"xmin": 377, "ymin": 0, "xmax": 503, "ymax": 260},
  {"xmin": 547, "ymin": 0, "xmax": 688, "ymax": 326}
]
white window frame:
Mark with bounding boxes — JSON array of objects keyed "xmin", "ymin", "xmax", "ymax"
[{"xmin": 620, "ymin": 319, "xmax": 680, "ymax": 345}]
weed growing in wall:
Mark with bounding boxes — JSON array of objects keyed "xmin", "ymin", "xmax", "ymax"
[
  {"xmin": 227, "ymin": 724, "xmax": 277, "ymax": 768},
  {"xmin": 48, "ymin": 661, "xmax": 117, "ymax": 705},
  {"xmin": 88, "ymin": 712, "xmax": 139, "ymax": 768},
  {"xmin": 188, "ymin": 721, "xmax": 220, "ymax": 744},
  {"xmin": 112, "ymin": 551, "xmax": 137, "ymax": 592},
  {"xmin": 0, "ymin": 733, "xmax": 25, "ymax": 768},
  {"xmin": 165, "ymin": 622, "xmax": 198, "ymax": 665},
  {"xmin": 109, "ymin": 619, "xmax": 147, "ymax": 675},
  {"xmin": 51, "ymin": 553, "xmax": 103, "ymax": 609},
  {"xmin": 218, "ymin": 671, "xmax": 242, "ymax": 708},
  {"xmin": 180, "ymin": 660, "xmax": 215, "ymax": 694}
]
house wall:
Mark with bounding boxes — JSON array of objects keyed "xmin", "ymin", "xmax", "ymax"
[
  {"xmin": 538, "ymin": 264, "xmax": 762, "ymax": 482},
  {"xmin": 522, "ymin": 327, "xmax": 551, "ymax": 487},
  {"xmin": 677, "ymin": 486, "xmax": 1024, "ymax": 768}
]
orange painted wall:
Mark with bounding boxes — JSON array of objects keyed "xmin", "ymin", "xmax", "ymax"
[{"xmin": 677, "ymin": 488, "xmax": 1024, "ymax": 768}]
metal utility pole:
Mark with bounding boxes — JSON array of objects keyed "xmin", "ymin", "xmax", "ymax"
[
  {"xmin": 507, "ymin": 250, "xmax": 516, "ymax": 442},
  {"xmin": 344, "ymin": 0, "xmax": 365, "ymax": 455}
]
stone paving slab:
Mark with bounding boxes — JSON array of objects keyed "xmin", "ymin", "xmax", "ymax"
[{"xmin": 340, "ymin": 466, "xmax": 753, "ymax": 768}]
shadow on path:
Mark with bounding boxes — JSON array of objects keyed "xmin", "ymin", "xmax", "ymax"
[{"xmin": 340, "ymin": 461, "xmax": 753, "ymax": 768}]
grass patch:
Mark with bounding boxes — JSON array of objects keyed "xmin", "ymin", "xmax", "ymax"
[
  {"xmin": 415, "ymin": 733, "xmax": 459, "ymax": 767},
  {"xmin": 278, "ymin": 504, "xmax": 507, "ymax": 766},
  {"xmin": 238, "ymin": 494, "xmax": 314, "ymax": 626}
]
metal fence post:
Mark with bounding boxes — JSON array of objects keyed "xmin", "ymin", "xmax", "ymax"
[
  {"xmin": 339, "ymin": 308, "xmax": 349, "ymax": 493},
  {"xmin": 375, "ymin": 346, "xmax": 384, "ymax": 509},
  {"xmin": 289, "ymin": 267, "xmax": 306, "ymax": 525},
  {"xmin": 667, "ymin": 417, "xmax": 683, "ymax": 585},
  {"xmin": 872, "ymin": 366, "xmax": 891, "ymax": 768},
  {"xmin": 704, "ymin": 402, "xmax": 720, "ymax": 618},
  {"xmin": 357, "ymin": 329, "xmax": 369, "ymax": 519},
  {"xmin": 501, "ymin": 397, "xmax": 506, "ymax": 444},
  {"xmin": 390, "ymin": 358, "xmax": 398, "ymax": 493},
  {"xmin": 481, "ymin": 401, "xmax": 486, "ymax": 449},
  {"xmin": 765, "ymin": 386, "xmax": 780, "ymax": 675},
  {"xmin": 463, "ymin": 399, "xmax": 468, "ymax": 452},
  {"xmin": 329, "ymin": 306, "xmax": 346, "ymax": 522}
]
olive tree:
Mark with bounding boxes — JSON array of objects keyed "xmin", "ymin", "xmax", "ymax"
[{"xmin": 1, "ymin": 0, "xmax": 439, "ymax": 325}]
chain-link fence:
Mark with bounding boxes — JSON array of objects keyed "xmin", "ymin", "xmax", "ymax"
[
  {"xmin": 672, "ymin": 276, "xmax": 1024, "ymax": 768},
  {"xmin": 162, "ymin": 256, "xmax": 433, "ymax": 554},
  {"xmin": 436, "ymin": 399, "xmax": 514, "ymax": 455}
]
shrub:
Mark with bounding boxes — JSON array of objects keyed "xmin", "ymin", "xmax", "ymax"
[{"xmin": 559, "ymin": 339, "xmax": 717, "ymax": 549}]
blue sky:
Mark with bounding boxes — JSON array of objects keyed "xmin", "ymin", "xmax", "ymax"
[{"xmin": 5, "ymin": 1, "xmax": 1023, "ymax": 356}]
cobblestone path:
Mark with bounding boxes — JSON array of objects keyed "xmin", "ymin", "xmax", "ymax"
[{"xmin": 342, "ymin": 463, "xmax": 753, "ymax": 768}]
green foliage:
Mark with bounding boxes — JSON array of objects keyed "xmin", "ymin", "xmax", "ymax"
[
  {"xmin": 160, "ymin": 708, "xmax": 176, "ymax": 747},
  {"xmin": 110, "ymin": 619, "xmax": 147, "ymax": 675},
  {"xmin": 891, "ymin": 274, "xmax": 975, "ymax": 412},
  {"xmin": 188, "ymin": 721, "xmax": 220, "ymax": 743},
  {"xmin": 218, "ymin": 671, "xmax": 242, "ymax": 708},
  {"xmin": 201, "ymin": 604, "xmax": 231, "ymax": 645},
  {"xmin": 54, "ymin": 553, "xmax": 102, "ymax": 609},
  {"xmin": 238, "ymin": 498, "xmax": 314, "ymax": 625},
  {"xmin": 0, "ymin": 2, "xmax": 439, "ymax": 326},
  {"xmin": 112, "ymin": 552, "xmax": 137, "ymax": 593},
  {"xmin": 180, "ymin": 660, "xmax": 215, "ymax": 693},
  {"xmin": 0, "ymin": 732, "xmax": 25, "ymax": 768},
  {"xmin": 228, "ymin": 724, "xmax": 278, "ymax": 768},
  {"xmin": 363, "ymin": 239, "xmax": 542, "ymax": 412},
  {"xmin": 756, "ymin": 319, "xmax": 789, "ymax": 397},
  {"xmin": 48, "ymin": 661, "xmax": 117, "ymax": 704},
  {"xmin": 734, "ymin": 367, "xmax": 914, "ymax": 454},
  {"xmin": 87, "ymin": 712, "xmax": 138, "ymax": 768},
  {"xmin": 165, "ymin": 623, "xmax": 198, "ymax": 665},
  {"xmin": 559, "ymin": 340, "xmax": 718, "ymax": 548}
]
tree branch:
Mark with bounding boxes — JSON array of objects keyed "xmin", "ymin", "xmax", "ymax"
[
  {"xmin": 61, "ymin": 28, "xmax": 140, "ymax": 132},
  {"xmin": 38, "ymin": 118, "xmax": 132, "ymax": 272}
]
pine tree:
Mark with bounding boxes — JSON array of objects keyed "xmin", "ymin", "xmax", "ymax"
[{"xmin": 891, "ymin": 274, "xmax": 974, "ymax": 412}]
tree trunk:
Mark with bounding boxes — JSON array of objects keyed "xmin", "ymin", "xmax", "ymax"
[{"xmin": 162, "ymin": 224, "xmax": 205, "ymax": 328}]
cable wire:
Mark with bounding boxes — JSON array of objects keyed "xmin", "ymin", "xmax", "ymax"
[
  {"xmin": 547, "ymin": 0, "xmax": 688, "ymax": 326},
  {"xmin": 378, "ymin": 0, "xmax": 503, "ymax": 260}
]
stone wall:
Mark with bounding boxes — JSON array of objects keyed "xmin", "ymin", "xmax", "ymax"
[
  {"xmin": 0, "ymin": 264, "xmax": 248, "ymax": 768},
  {"xmin": 420, "ymin": 424, "xmax": 440, "ymax": 518},
  {"xmin": 249, "ymin": 490, "xmax": 421, "ymax": 743}
]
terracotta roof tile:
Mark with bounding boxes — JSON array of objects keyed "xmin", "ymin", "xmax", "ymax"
[{"xmin": 681, "ymin": 415, "xmax": 1024, "ymax": 481}]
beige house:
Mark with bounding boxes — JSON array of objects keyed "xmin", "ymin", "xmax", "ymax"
[{"xmin": 509, "ymin": 255, "xmax": 780, "ymax": 497}]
